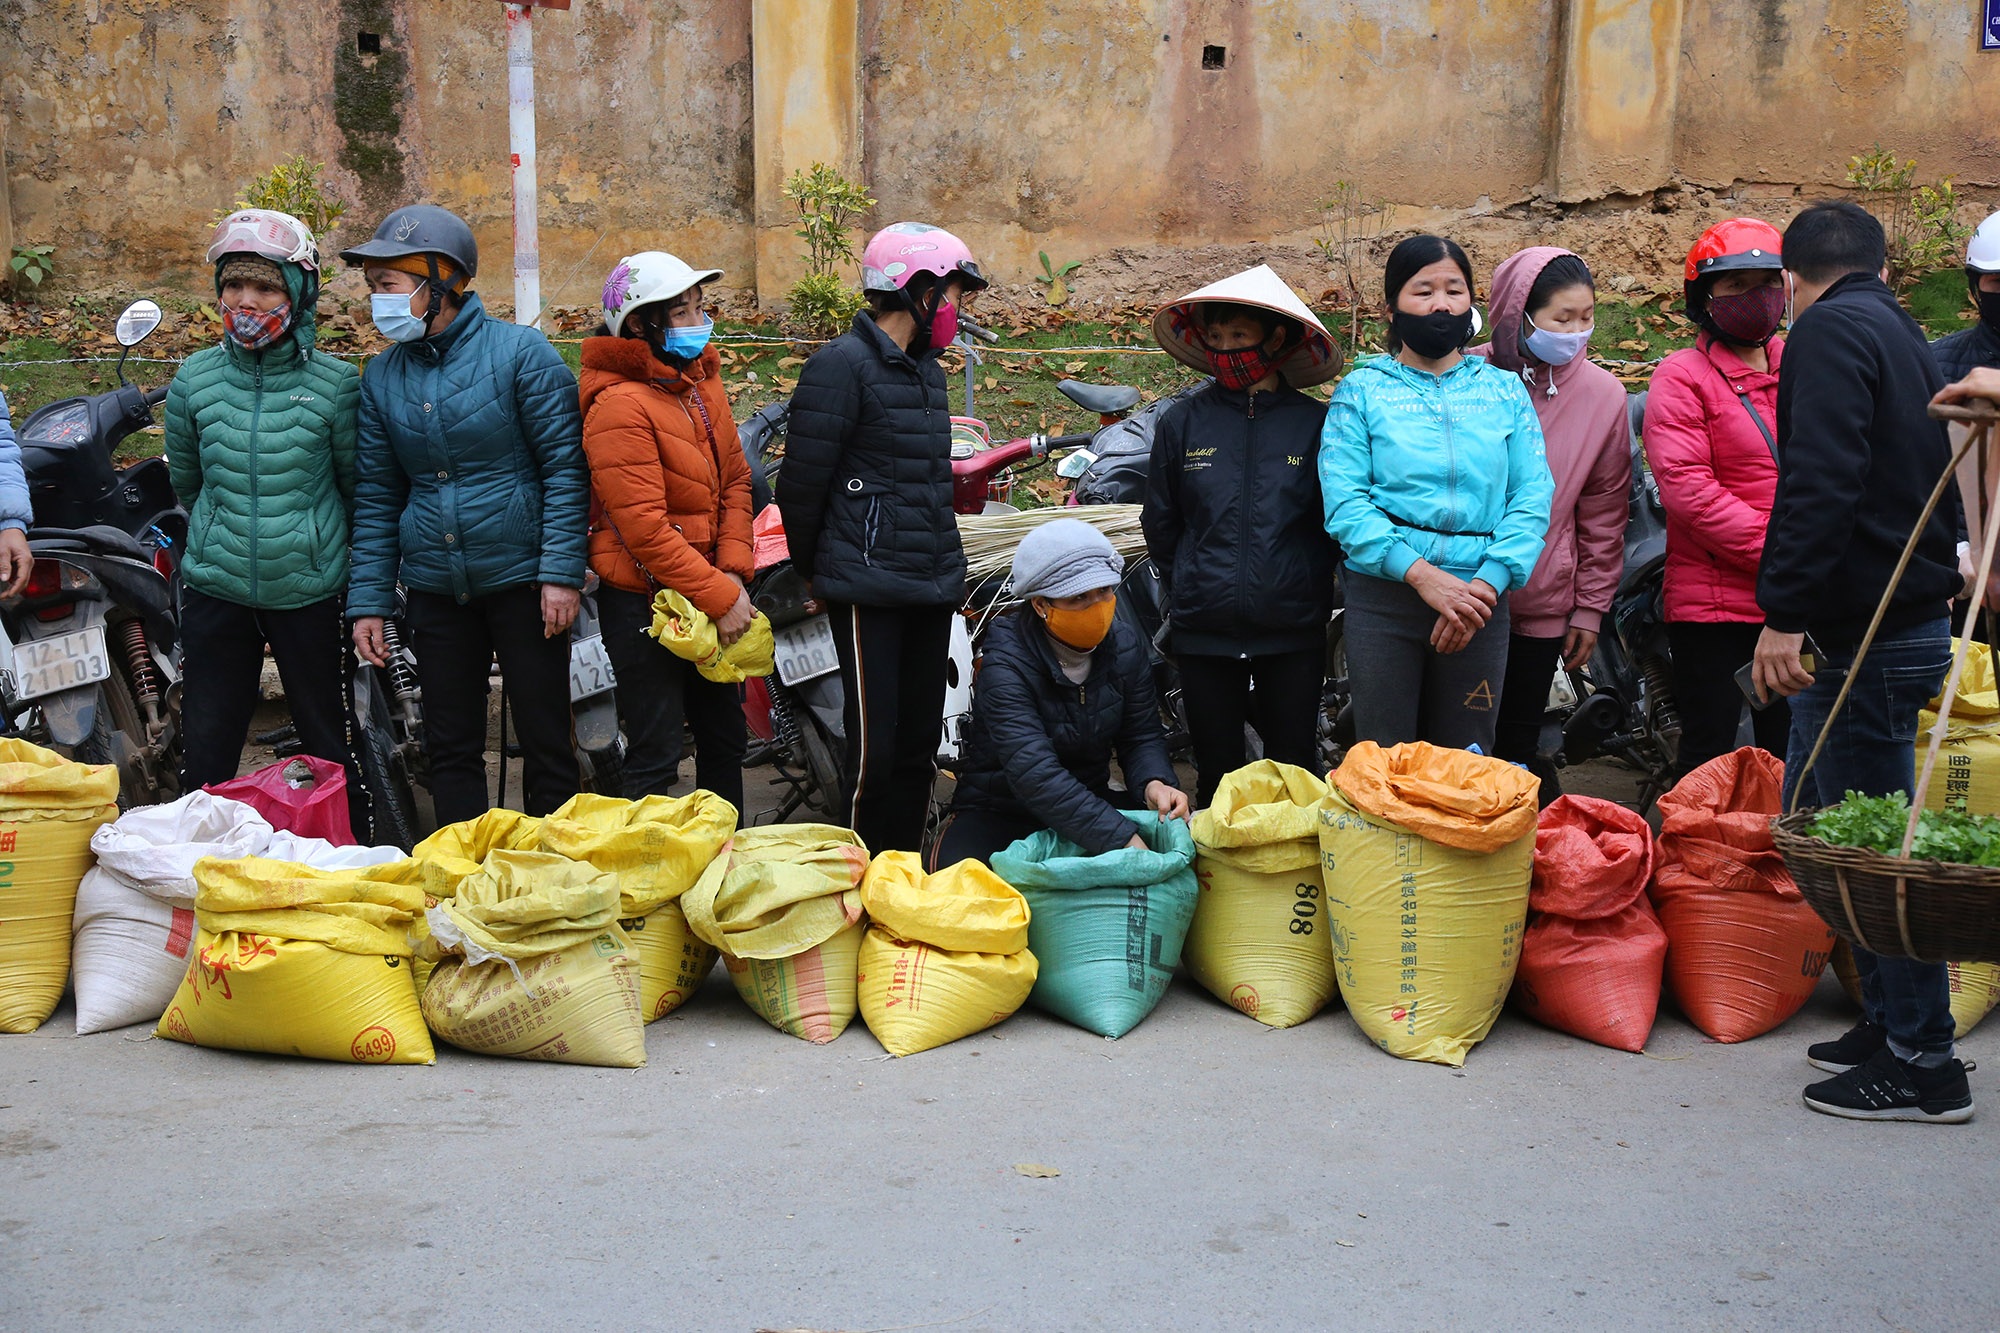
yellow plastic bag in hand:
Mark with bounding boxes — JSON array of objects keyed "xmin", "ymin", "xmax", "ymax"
[
  {"xmin": 1187, "ymin": 761, "xmax": 1335, "ymax": 1028},
  {"xmin": 647, "ymin": 588, "xmax": 775, "ymax": 683},
  {"xmin": 156, "ymin": 856, "xmax": 432, "ymax": 1063},
  {"xmin": 539, "ymin": 792, "xmax": 737, "ymax": 1020},
  {"xmin": 0, "ymin": 739, "xmax": 119, "ymax": 1033},
  {"xmin": 420, "ymin": 850, "xmax": 644, "ymax": 1067},
  {"xmin": 684, "ymin": 824, "xmax": 869, "ymax": 1041},
  {"xmin": 856, "ymin": 852, "xmax": 1038, "ymax": 1056}
]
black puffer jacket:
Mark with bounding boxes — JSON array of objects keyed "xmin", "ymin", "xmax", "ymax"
[
  {"xmin": 778, "ymin": 313, "xmax": 966, "ymax": 607},
  {"xmin": 951, "ymin": 610, "xmax": 1178, "ymax": 855},
  {"xmin": 1932, "ymin": 320, "xmax": 2000, "ymax": 382},
  {"xmin": 1141, "ymin": 381, "xmax": 1337, "ymax": 655}
]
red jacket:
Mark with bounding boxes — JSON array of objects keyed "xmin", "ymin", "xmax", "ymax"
[
  {"xmin": 1643, "ymin": 332, "xmax": 1785, "ymax": 623},
  {"xmin": 577, "ymin": 338, "xmax": 753, "ymax": 617}
]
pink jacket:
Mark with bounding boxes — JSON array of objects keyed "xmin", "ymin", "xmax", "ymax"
[
  {"xmin": 1642, "ymin": 332, "xmax": 1784, "ymax": 623},
  {"xmin": 1469, "ymin": 247, "xmax": 1631, "ymax": 639}
]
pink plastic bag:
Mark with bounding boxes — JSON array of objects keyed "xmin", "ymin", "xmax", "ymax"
[{"xmin": 205, "ymin": 756, "xmax": 355, "ymax": 846}]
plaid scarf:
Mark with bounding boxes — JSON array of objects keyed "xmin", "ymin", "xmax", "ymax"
[
  {"xmin": 1206, "ymin": 342, "xmax": 1282, "ymax": 391},
  {"xmin": 223, "ymin": 302, "xmax": 292, "ymax": 351}
]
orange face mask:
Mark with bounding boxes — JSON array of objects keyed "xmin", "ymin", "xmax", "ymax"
[{"xmin": 1040, "ymin": 596, "xmax": 1116, "ymax": 652}]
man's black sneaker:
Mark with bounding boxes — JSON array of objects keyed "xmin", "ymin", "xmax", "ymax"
[
  {"xmin": 1807, "ymin": 1019, "xmax": 1887, "ymax": 1073},
  {"xmin": 1803, "ymin": 1047, "xmax": 1975, "ymax": 1123}
]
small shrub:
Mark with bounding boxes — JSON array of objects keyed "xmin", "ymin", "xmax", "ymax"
[
  {"xmin": 781, "ymin": 162, "xmax": 874, "ymax": 338},
  {"xmin": 219, "ymin": 155, "xmax": 348, "ymax": 246},
  {"xmin": 9, "ymin": 243, "xmax": 55, "ymax": 296},
  {"xmin": 1844, "ymin": 146, "xmax": 1969, "ymax": 290}
]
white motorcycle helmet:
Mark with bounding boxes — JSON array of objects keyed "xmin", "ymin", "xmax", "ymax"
[
  {"xmin": 601, "ymin": 251, "xmax": 724, "ymax": 337},
  {"xmin": 1968, "ymin": 211, "xmax": 2000, "ymax": 277}
]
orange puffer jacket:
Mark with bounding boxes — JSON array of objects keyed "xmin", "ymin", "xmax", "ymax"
[{"xmin": 577, "ymin": 337, "xmax": 754, "ymax": 617}]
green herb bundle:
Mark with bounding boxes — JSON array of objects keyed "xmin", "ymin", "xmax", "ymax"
[{"xmin": 1809, "ymin": 791, "xmax": 2000, "ymax": 867}]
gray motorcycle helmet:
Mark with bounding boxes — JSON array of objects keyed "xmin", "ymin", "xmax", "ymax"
[{"xmin": 340, "ymin": 205, "xmax": 479, "ymax": 295}]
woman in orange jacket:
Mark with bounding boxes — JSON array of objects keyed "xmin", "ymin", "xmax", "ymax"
[{"xmin": 580, "ymin": 251, "xmax": 755, "ymax": 809}]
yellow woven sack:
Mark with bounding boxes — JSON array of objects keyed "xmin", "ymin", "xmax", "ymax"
[
  {"xmin": 1913, "ymin": 642, "xmax": 2000, "ymax": 816},
  {"xmin": 538, "ymin": 792, "xmax": 736, "ymax": 1020},
  {"xmin": 1830, "ymin": 941, "xmax": 2000, "ymax": 1039},
  {"xmin": 855, "ymin": 852, "xmax": 1038, "ymax": 1056},
  {"xmin": 156, "ymin": 856, "xmax": 432, "ymax": 1063},
  {"xmin": 1318, "ymin": 755, "xmax": 1535, "ymax": 1066},
  {"xmin": 647, "ymin": 589, "xmax": 775, "ymax": 683},
  {"xmin": 0, "ymin": 739, "xmax": 119, "ymax": 1033},
  {"xmin": 1186, "ymin": 761, "xmax": 1335, "ymax": 1029},
  {"xmin": 685, "ymin": 824, "xmax": 869, "ymax": 1041},
  {"xmin": 420, "ymin": 850, "xmax": 645, "ymax": 1066},
  {"xmin": 406, "ymin": 808, "xmax": 544, "ymax": 991}
]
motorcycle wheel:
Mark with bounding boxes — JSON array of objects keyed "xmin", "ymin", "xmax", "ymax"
[
  {"xmin": 353, "ymin": 666, "xmax": 421, "ymax": 852},
  {"xmin": 582, "ymin": 740, "xmax": 626, "ymax": 799},
  {"xmin": 75, "ymin": 665, "xmax": 154, "ymax": 809}
]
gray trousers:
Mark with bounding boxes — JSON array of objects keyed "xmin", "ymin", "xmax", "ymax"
[{"xmin": 1342, "ymin": 565, "xmax": 1510, "ymax": 753}]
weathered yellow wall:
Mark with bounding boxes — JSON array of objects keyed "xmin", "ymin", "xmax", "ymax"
[{"xmin": 2, "ymin": 0, "xmax": 1996, "ymax": 303}]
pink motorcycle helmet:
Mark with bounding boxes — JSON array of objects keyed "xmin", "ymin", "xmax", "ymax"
[{"xmin": 861, "ymin": 222, "xmax": 989, "ymax": 297}]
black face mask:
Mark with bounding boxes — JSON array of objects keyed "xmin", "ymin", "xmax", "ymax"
[
  {"xmin": 1979, "ymin": 286, "xmax": 2000, "ymax": 334},
  {"xmin": 1392, "ymin": 308, "xmax": 1474, "ymax": 360}
]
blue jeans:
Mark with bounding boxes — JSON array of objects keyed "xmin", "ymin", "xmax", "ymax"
[{"xmin": 1784, "ymin": 617, "xmax": 1955, "ymax": 1062}]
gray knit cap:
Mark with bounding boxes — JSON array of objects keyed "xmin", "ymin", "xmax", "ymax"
[{"xmin": 1011, "ymin": 518, "xmax": 1124, "ymax": 600}]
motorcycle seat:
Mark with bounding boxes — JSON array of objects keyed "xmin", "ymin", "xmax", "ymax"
[
  {"xmin": 1057, "ymin": 381, "xmax": 1142, "ymax": 416},
  {"xmin": 30, "ymin": 524, "xmax": 148, "ymax": 562}
]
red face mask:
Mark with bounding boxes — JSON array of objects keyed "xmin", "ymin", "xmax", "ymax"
[
  {"xmin": 1705, "ymin": 285, "xmax": 1785, "ymax": 346},
  {"xmin": 1206, "ymin": 341, "xmax": 1282, "ymax": 391}
]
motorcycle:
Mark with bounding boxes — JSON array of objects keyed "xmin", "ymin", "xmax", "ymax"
[
  {"xmin": 1552, "ymin": 390, "xmax": 1681, "ymax": 810},
  {"xmin": 737, "ymin": 316, "xmax": 1096, "ymax": 819},
  {"xmin": 2, "ymin": 299, "xmax": 184, "ymax": 806},
  {"xmin": 350, "ymin": 578, "xmax": 628, "ymax": 851}
]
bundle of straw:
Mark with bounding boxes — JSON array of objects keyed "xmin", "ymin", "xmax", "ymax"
[{"xmin": 957, "ymin": 504, "xmax": 1148, "ymax": 583}]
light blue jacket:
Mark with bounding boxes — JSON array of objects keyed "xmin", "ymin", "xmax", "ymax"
[
  {"xmin": 1318, "ymin": 353, "xmax": 1553, "ymax": 596},
  {"xmin": 0, "ymin": 389, "xmax": 30, "ymax": 533}
]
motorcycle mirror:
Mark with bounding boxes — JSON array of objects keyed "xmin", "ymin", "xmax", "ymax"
[
  {"xmin": 115, "ymin": 300, "xmax": 163, "ymax": 348},
  {"xmin": 1055, "ymin": 449, "xmax": 1097, "ymax": 479}
]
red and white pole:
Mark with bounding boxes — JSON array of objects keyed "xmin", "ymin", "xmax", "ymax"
[{"xmin": 505, "ymin": 2, "xmax": 539, "ymax": 325}]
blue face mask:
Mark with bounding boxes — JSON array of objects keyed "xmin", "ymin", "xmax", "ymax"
[
  {"xmin": 1522, "ymin": 316, "xmax": 1591, "ymax": 366},
  {"xmin": 657, "ymin": 318, "xmax": 714, "ymax": 361},
  {"xmin": 370, "ymin": 288, "xmax": 431, "ymax": 344}
]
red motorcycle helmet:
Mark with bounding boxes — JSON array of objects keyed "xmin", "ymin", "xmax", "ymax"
[{"xmin": 1682, "ymin": 217, "xmax": 1784, "ymax": 318}]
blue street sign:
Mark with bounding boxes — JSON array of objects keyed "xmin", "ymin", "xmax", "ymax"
[{"xmin": 1987, "ymin": 0, "xmax": 2000, "ymax": 51}]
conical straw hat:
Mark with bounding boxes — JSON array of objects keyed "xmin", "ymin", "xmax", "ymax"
[{"xmin": 1153, "ymin": 264, "xmax": 1344, "ymax": 388}]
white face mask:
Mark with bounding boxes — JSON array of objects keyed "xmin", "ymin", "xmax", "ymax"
[
  {"xmin": 370, "ymin": 289, "xmax": 431, "ymax": 343},
  {"xmin": 1523, "ymin": 315, "xmax": 1591, "ymax": 366}
]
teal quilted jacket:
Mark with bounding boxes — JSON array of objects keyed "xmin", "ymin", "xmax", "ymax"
[
  {"xmin": 346, "ymin": 293, "xmax": 588, "ymax": 617},
  {"xmin": 164, "ymin": 315, "xmax": 360, "ymax": 610}
]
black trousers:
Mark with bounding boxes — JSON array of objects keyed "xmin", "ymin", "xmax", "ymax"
[
  {"xmin": 178, "ymin": 588, "xmax": 369, "ymax": 839},
  {"xmin": 828, "ymin": 601, "xmax": 952, "ymax": 854},
  {"xmin": 596, "ymin": 584, "xmax": 747, "ymax": 812},
  {"xmin": 1174, "ymin": 648, "xmax": 1323, "ymax": 806},
  {"xmin": 1666, "ymin": 620, "xmax": 1789, "ymax": 781},
  {"xmin": 1495, "ymin": 632, "xmax": 1566, "ymax": 801},
  {"xmin": 406, "ymin": 584, "xmax": 579, "ymax": 825}
]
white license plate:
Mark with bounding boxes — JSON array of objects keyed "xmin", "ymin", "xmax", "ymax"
[
  {"xmin": 774, "ymin": 615, "xmax": 840, "ymax": 685},
  {"xmin": 568, "ymin": 634, "xmax": 617, "ymax": 702},
  {"xmin": 16, "ymin": 624, "xmax": 111, "ymax": 702}
]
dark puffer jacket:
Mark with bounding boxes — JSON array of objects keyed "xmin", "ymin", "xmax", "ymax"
[
  {"xmin": 348, "ymin": 293, "xmax": 590, "ymax": 617},
  {"xmin": 777, "ymin": 312, "xmax": 966, "ymax": 607},
  {"xmin": 950, "ymin": 610, "xmax": 1178, "ymax": 855},
  {"xmin": 1932, "ymin": 320, "xmax": 2000, "ymax": 382},
  {"xmin": 1141, "ymin": 381, "xmax": 1337, "ymax": 655}
]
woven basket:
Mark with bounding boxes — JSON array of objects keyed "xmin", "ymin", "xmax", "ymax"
[{"xmin": 1772, "ymin": 811, "xmax": 2000, "ymax": 962}]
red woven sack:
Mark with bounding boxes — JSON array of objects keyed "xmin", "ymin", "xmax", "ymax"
[
  {"xmin": 205, "ymin": 755, "xmax": 355, "ymax": 846},
  {"xmin": 1649, "ymin": 748, "xmax": 1835, "ymax": 1042},
  {"xmin": 1512, "ymin": 795, "xmax": 1666, "ymax": 1051}
]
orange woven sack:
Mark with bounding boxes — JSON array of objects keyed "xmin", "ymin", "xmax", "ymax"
[
  {"xmin": 1650, "ymin": 748, "xmax": 1835, "ymax": 1042},
  {"xmin": 1331, "ymin": 741, "xmax": 1540, "ymax": 854},
  {"xmin": 1511, "ymin": 795, "xmax": 1666, "ymax": 1052}
]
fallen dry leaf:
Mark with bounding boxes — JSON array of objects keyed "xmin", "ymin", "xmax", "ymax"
[
  {"xmin": 1013, "ymin": 1163, "xmax": 1061, "ymax": 1178},
  {"xmin": 1616, "ymin": 339, "xmax": 1648, "ymax": 352},
  {"xmin": 1064, "ymin": 361, "xmax": 1086, "ymax": 373}
]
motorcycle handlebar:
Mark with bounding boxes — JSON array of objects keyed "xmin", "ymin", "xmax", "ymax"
[
  {"xmin": 144, "ymin": 386, "xmax": 169, "ymax": 407},
  {"xmin": 959, "ymin": 316, "xmax": 1001, "ymax": 345},
  {"xmin": 1045, "ymin": 433, "xmax": 1096, "ymax": 452}
]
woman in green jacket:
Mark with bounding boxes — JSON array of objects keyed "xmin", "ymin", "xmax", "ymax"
[{"xmin": 166, "ymin": 209, "xmax": 367, "ymax": 832}]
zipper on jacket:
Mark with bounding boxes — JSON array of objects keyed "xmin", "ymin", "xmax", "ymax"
[
  {"xmin": 1236, "ymin": 403, "xmax": 1255, "ymax": 627},
  {"xmin": 863, "ymin": 496, "xmax": 880, "ymax": 566},
  {"xmin": 248, "ymin": 355, "xmax": 264, "ymax": 603},
  {"xmin": 1439, "ymin": 375, "xmax": 1459, "ymax": 539}
]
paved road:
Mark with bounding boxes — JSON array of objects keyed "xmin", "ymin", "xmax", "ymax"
[{"xmin": 4, "ymin": 965, "xmax": 1994, "ymax": 1331}]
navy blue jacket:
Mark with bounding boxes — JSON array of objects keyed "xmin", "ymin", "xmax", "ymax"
[
  {"xmin": 951, "ymin": 610, "xmax": 1178, "ymax": 855},
  {"xmin": 348, "ymin": 293, "xmax": 589, "ymax": 616}
]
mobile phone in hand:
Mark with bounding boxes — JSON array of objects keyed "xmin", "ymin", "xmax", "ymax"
[{"xmin": 1735, "ymin": 634, "xmax": 1822, "ymax": 709}]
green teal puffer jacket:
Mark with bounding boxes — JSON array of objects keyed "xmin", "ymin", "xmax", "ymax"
[
  {"xmin": 164, "ymin": 310, "xmax": 360, "ymax": 611},
  {"xmin": 347, "ymin": 293, "xmax": 588, "ymax": 617}
]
